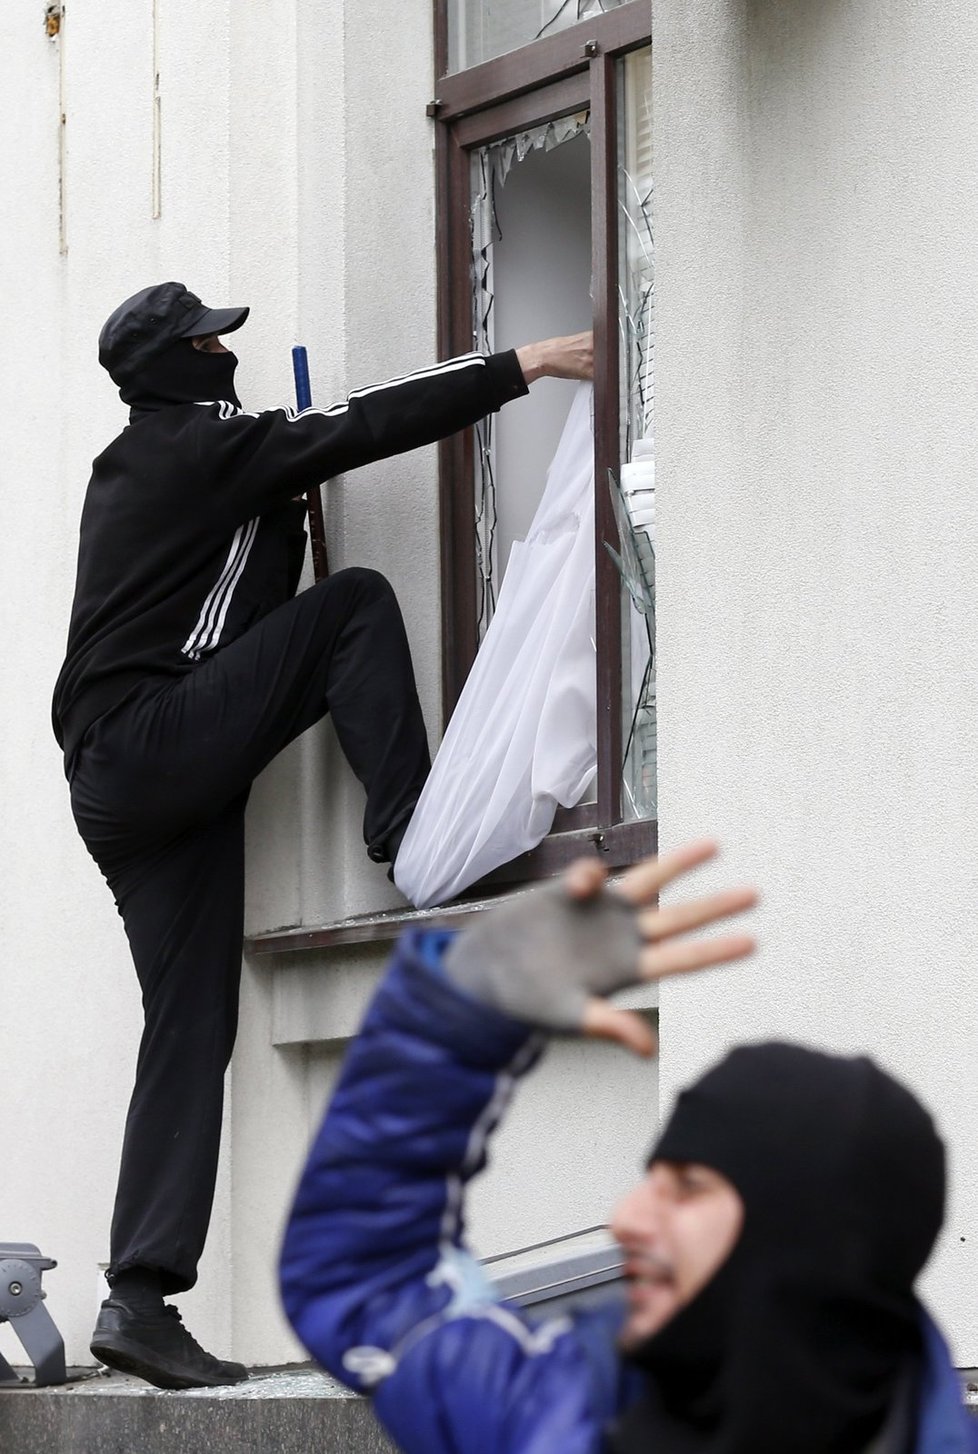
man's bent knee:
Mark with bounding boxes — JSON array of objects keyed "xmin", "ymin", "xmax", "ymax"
[{"xmin": 329, "ymin": 566, "xmax": 395, "ymax": 601}]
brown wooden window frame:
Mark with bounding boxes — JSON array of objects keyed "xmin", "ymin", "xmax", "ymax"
[{"xmin": 433, "ymin": 0, "xmax": 656, "ymax": 888}]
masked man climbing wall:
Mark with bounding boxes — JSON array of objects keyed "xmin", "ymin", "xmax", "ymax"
[{"xmin": 52, "ymin": 280, "xmax": 593, "ymax": 1389}]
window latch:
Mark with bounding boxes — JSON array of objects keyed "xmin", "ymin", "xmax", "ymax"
[
  {"xmin": 582, "ymin": 39, "xmax": 600, "ymax": 58},
  {"xmin": 426, "ymin": 99, "xmax": 443, "ymax": 119}
]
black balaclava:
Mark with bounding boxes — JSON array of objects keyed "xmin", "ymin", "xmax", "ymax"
[
  {"xmin": 121, "ymin": 337, "xmax": 241, "ymax": 423},
  {"xmin": 610, "ymin": 1043, "xmax": 945, "ymax": 1454}
]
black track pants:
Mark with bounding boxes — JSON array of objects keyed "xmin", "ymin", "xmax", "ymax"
[{"xmin": 68, "ymin": 568, "xmax": 430, "ymax": 1293}]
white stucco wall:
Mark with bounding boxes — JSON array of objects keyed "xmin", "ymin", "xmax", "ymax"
[
  {"xmin": 653, "ymin": 0, "xmax": 978, "ymax": 1361},
  {"xmin": 2, "ymin": 0, "xmax": 255, "ymax": 1371}
]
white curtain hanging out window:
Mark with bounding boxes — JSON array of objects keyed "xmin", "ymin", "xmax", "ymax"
[{"xmin": 395, "ymin": 383, "xmax": 596, "ymax": 909}]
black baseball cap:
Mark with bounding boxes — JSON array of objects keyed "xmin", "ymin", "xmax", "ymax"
[{"xmin": 98, "ymin": 281, "xmax": 249, "ymax": 386}]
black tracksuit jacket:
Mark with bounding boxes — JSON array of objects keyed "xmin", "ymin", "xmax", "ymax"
[{"xmin": 53, "ymin": 349, "xmax": 527, "ymax": 760}]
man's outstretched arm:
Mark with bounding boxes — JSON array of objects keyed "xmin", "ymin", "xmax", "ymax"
[
  {"xmin": 279, "ymin": 845, "xmax": 757, "ymax": 1453},
  {"xmin": 202, "ymin": 332, "xmax": 594, "ymax": 522}
]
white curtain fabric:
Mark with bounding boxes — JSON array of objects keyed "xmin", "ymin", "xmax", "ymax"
[{"xmin": 394, "ymin": 383, "xmax": 597, "ymax": 909}]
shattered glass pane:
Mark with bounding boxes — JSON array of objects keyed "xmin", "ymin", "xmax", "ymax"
[
  {"xmin": 620, "ymin": 49, "xmax": 653, "ymax": 456},
  {"xmin": 617, "ymin": 47, "xmax": 656, "ymax": 821},
  {"xmin": 470, "ymin": 113, "xmax": 591, "ymax": 635},
  {"xmin": 607, "ymin": 471, "xmax": 654, "ymax": 623},
  {"xmin": 447, "ymin": 0, "xmax": 628, "ymax": 74}
]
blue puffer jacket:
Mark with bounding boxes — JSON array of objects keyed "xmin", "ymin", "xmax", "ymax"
[{"xmin": 280, "ymin": 929, "xmax": 978, "ymax": 1454}]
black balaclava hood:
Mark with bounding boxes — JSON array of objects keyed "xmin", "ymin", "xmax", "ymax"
[
  {"xmin": 610, "ymin": 1042, "xmax": 945, "ymax": 1454},
  {"xmin": 121, "ymin": 337, "xmax": 241, "ymax": 423},
  {"xmin": 97, "ymin": 281, "xmax": 248, "ymax": 422}
]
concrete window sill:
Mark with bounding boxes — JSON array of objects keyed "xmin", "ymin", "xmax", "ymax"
[{"xmin": 245, "ymin": 886, "xmax": 532, "ymax": 956}]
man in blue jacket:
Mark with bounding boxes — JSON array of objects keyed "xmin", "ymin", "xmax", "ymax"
[{"xmin": 281, "ymin": 841, "xmax": 978, "ymax": 1453}]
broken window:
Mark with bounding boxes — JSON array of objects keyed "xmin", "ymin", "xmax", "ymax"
[
  {"xmin": 470, "ymin": 115, "xmax": 592, "ymax": 633},
  {"xmin": 433, "ymin": 1, "xmax": 654, "ymax": 884}
]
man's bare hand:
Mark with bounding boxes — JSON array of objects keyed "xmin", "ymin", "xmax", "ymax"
[
  {"xmin": 516, "ymin": 331, "xmax": 594, "ymax": 384},
  {"xmin": 443, "ymin": 841, "xmax": 757, "ymax": 1057}
]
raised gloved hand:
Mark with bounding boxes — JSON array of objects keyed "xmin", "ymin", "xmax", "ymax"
[{"xmin": 443, "ymin": 841, "xmax": 758, "ymax": 1056}]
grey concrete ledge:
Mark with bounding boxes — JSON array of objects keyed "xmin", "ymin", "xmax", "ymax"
[
  {"xmin": 0, "ymin": 1365, "xmax": 396, "ymax": 1454},
  {"xmin": 4, "ymin": 1360, "xmax": 975, "ymax": 1453}
]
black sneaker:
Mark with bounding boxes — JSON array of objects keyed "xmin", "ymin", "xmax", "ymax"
[{"xmin": 91, "ymin": 1300, "xmax": 249, "ymax": 1390}]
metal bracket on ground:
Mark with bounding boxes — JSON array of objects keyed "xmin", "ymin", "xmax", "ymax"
[{"xmin": 0, "ymin": 1243, "xmax": 66, "ymax": 1387}]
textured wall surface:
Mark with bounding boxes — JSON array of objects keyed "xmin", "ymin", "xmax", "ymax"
[
  {"xmin": 653, "ymin": 0, "xmax": 978, "ymax": 1361},
  {"xmin": 1, "ymin": 0, "xmax": 237, "ymax": 1370}
]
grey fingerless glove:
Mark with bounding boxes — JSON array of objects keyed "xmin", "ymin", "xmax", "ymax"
[{"xmin": 443, "ymin": 881, "xmax": 642, "ymax": 1032}]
